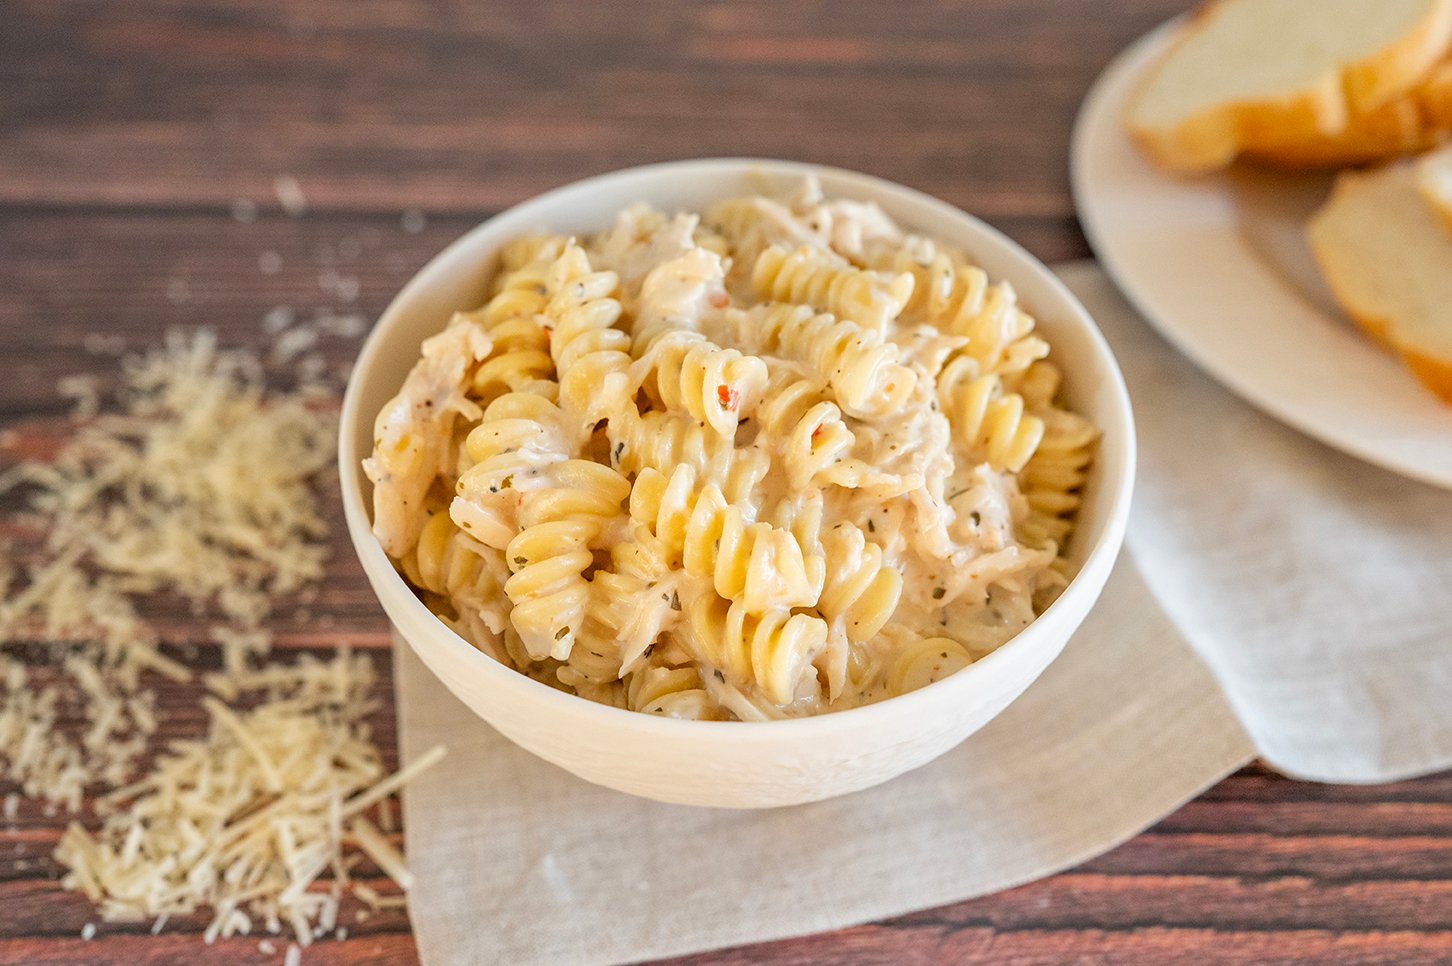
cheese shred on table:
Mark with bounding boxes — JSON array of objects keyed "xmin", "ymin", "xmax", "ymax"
[{"xmin": 0, "ymin": 329, "xmax": 444, "ymax": 947}]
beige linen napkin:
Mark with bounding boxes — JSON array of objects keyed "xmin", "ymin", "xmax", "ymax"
[
  {"xmin": 1066, "ymin": 263, "xmax": 1452, "ymax": 783},
  {"xmin": 393, "ymin": 552, "xmax": 1249, "ymax": 966},
  {"xmin": 394, "ymin": 262, "xmax": 1452, "ymax": 964}
]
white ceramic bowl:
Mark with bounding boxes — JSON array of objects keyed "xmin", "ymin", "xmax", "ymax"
[{"xmin": 340, "ymin": 159, "xmax": 1135, "ymax": 809}]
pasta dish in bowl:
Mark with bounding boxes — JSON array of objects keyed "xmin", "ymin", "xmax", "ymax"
[{"xmin": 341, "ymin": 160, "xmax": 1134, "ymax": 807}]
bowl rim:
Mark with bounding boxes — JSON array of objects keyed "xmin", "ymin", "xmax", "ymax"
[{"xmin": 339, "ymin": 157, "xmax": 1136, "ymax": 739}]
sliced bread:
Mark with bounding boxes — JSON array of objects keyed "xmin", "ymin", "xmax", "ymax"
[
  {"xmin": 1418, "ymin": 144, "xmax": 1452, "ymax": 229},
  {"xmin": 1422, "ymin": 60, "xmax": 1452, "ymax": 126},
  {"xmin": 1242, "ymin": 60, "xmax": 1452, "ymax": 168},
  {"xmin": 1128, "ymin": 0, "xmax": 1452, "ymax": 173},
  {"xmin": 1308, "ymin": 159, "xmax": 1452, "ymax": 403},
  {"xmin": 1239, "ymin": 93, "xmax": 1440, "ymax": 168}
]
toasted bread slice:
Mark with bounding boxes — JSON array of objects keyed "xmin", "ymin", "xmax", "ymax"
[
  {"xmin": 1422, "ymin": 60, "xmax": 1452, "ymax": 126},
  {"xmin": 1418, "ymin": 144, "xmax": 1452, "ymax": 228},
  {"xmin": 1242, "ymin": 60, "xmax": 1452, "ymax": 168},
  {"xmin": 1241, "ymin": 94, "xmax": 1440, "ymax": 168},
  {"xmin": 1128, "ymin": 0, "xmax": 1452, "ymax": 174},
  {"xmin": 1308, "ymin": 160, "xmax": 1452, "ymax": 404}
]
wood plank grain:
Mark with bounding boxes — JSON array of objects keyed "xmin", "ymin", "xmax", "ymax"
[
  {"xmin": 0, "ymin": 879, "xmax": 410, "ymax": 939},
  {"xmin": 0, "ymin": 206, "xmax": 1085, "ymax": 424},
  {"xmin": 7, "ymin": 204, "xmax": 1452, "ymax": 965},
  {"xmin": 0, "ymin": 0, "xmax": 1189, "ymax": 221},
  {"xmin": 0, "ymin": 932, "xmax": 419, "ymax": 966},
  {"xmin": 8, "ymin": 0, "xmax": 1452, "ymax": 962},
  {"xmin": 657, "ymin": 927, "xmax": 1452, "ymax": 966}
]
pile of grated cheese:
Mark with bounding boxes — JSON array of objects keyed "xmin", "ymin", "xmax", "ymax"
[
  {"xmin": 0, "ymin": 654, "xmax": 157, "ymax": 814},
  {"xmin": 58, "ymin": 648, "xmax": 446, "ymax": 945},
  {"xmin": 0, "ymin": 328, "xmax": 443, "ymax": 948},
  {"xmin": 2, "ymin": 328, "xmax": 336, "ymax": 634}
]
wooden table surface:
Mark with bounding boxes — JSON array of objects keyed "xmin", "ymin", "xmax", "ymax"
[{"xmin": 5, "ymin": 1, "xmax": 1452, "ymax": 962}]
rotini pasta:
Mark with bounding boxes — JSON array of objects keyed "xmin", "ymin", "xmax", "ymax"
[
  {"xmin": 545, "ymin": 244, "xmax": 633, "ymax": 430},
  {"xmin": 681, "ymin": 594, "xmax": 828, "ymax": 707},
  {"xmin": 940, "ymin": 268, "xmax": 1049, "ymax": 377},
  {"xmin": 752, "ymin": 370, "xmax": 855, "ymax": 490},
  {"xmin": 862, "ymin": 235, "xmax": 962, "ymax": 322},
  {"xmin": 403, "ymin": 509, "xmax": 512, "ymax": 636},
  {"xmin": 626, "ymin": 664, "xmax": 721, "ymax": 719},
  {"xmin": 606, "ymin": 406, "xmax": 770, "ymax": 506},
  {"xmin": 937, "ymin": 356, "xmax": 1045, "ymax": 473},
  {"xmin": 648, "ymin": 336, "xmax": 768, "ymax": 437},
  {"xmin": 752, "ymin": 244, "xmax": 915, "ymax": 333},
  {"xmin": 629, "ymin": 465, "xmax": 819, "ymax": 613},
  {"xmin": 503, "ymin": 459, "xmax": 630, "ymax": 660},
  {"xmin": 369, "ymin": 177, "xmax": 1097, "ymax": 719},
  {"xmin": 729, "ymin": 303, "xmax": 917, "ymax": 418},
  {"xmin": 886, "ymin": 635, "xmax": 975, "ymax": 698},
  {"xmin": 1018, "ymin": 407, "xmax": 1097, "ymax": 551}
]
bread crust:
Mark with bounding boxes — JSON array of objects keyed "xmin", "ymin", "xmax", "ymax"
[
  {"xmin": 1243, "ymin": 61, "xmax": 1452, "ymax": 168},
  {"xmin": 1128, "ymin": 0, "xmax": 1452, "ymax": 173},
  {"xmin": 1241, "ymin": 95, "xmax": 1440, "ymax": 168},
  {"xmin": 1416, "ymin": 146, "xmax": 1452, "ymax": 235},
  {"xmin": 1308, "ymin": 171, "xmax": 1452, "ymax": 404},
  {"xmin": 1317, "ymin": 279, "xmax": 1452, "ymax": 405}
]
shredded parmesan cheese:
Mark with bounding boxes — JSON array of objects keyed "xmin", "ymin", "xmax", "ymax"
[
  {"xmin": 0, "ymin": 328, "xmax": 335, "ymax": 643},
  {"xmin": 0, "ymin": 328, "xmax": 442, "ymax": 950},
  {"xmin": 55, "ymin": 649, "xmax": 442, "ymax": 945}
]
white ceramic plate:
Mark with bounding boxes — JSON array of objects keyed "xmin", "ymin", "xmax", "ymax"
[{"xmin": 1072, "ymin": 22, "xmax": 1452, "ymax": 490}]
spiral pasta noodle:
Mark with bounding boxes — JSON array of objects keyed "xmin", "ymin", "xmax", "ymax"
[
  {"xmin": 459, "ymin": 237, "xmax": 568, "ymax": 404},
  {"xmin": 606, "ymin": 406, "xmax": 770, "ymax": 507},
  {"xmin": 1018, "ymin": 407, "xmax": 1097, "ymax": 550},
  {"xmin": 450, "ymin": 392, "xmax": 575, "ymax": 549},
  {"xmin": 626, "ymin": 664, "xmax": 721, "ymax": 719},
  {"xmin": 752, "ymin": 244, "xmax": 915, "ymax": 333},
  {"xmin": 371, "ymin": 176, "xmax": 1098, "ymax": 719},
  {"xmin": 818, "ymin": 523, "xmax": 903, "ymax": 645},
  {"xmin": 497, "ymin": 234, "xmax": 569, "ymax": 277},
  {"xmin": 544, "ymin": 244, "xmax": 633, "ymax": 429},
  {"xmin": 940, "ymin": 268, "xmax": 1049, "ymax": 377},
  {"xmin": 702, "ymin": 196, "xmax": 822, "ymax": 273},
  {"xmin": 503, "ymin": 459, "xmax": 630, "ymax": 660},
  {"xmin": 588, "ymin": 523, "xmax": 684, "ymax": 674},
  {"xmin": 886, "ymin": 635, "xmax": 974, "ymax": 697},
  {"xmin": 862, "ymin": 236, "xmax": 962, "ymax": 323},
  {"xmin": 752, "ymin": 370, "xmax": 855, "ymax": 490},
  {"xmin": 731, "ymin": 303, "xmax": 917, "ymax": 418},
  {"xmin": 403, "ymin": 509, "xmax": 512, "ymax": 634},
  {"xmin": 936, "ymin": 356, "xmax": 1045, "ymax": 473},
  {"xmin": 682, "ymin": 595, "xmax": 828, "ymax": 707},
  {"xmin": 629, "ymin": 465, "xmax": 818, "ymax": 613},
  {"xmin": 649, "ymin": 335, "xmax": 769, "ymax": 437}
]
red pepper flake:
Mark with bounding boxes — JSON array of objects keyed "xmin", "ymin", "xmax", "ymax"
[
  {"xmin": 707, "ymin": 290, "xmax": 730, "ymax": 309},
  {"xmin": 810, "ymin": 423, "xmax": 824, "ymax": 441},
  {"xmin": 717, "ymin": 384, "xmax": 740, "ymax": 411}
]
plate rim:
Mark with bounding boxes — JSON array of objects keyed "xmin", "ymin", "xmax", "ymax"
[{"xmin": 1071, "ymin": 19, "xmax": 1452, "ymax": 491}]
